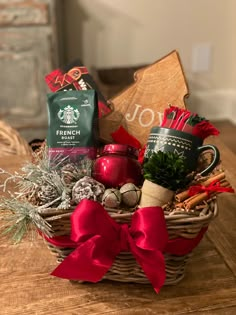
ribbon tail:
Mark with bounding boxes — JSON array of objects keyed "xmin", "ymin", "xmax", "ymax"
[
  {"xmin": 51, "ymin": 235, "xmax": 116, "ymax": 282},
  {"xmin": 130, "ymin": 244, "xmax": 166, "ymax": 293}
]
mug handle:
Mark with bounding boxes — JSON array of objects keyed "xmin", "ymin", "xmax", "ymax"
[{"xmin": 197, "ymin": 145, "xmax": 220, "ymax": 176}]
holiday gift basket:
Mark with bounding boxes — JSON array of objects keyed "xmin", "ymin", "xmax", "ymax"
[{"xmin": 0, "ymin": 51, "xmax": 234, "ymax": 294}]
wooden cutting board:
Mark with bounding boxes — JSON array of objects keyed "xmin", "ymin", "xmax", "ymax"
[{"xmin": 99, "ymin": 50, "xmax": 189, "ymax": 147}]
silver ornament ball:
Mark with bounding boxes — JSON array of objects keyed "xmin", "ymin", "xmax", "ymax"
[
  {"xmin": 120, "ymin": 183, "xmax": 141, "ymax": 207},
  {"xmin": 102, "ymin": 188, "xmax": 122, "ymax": 208}
]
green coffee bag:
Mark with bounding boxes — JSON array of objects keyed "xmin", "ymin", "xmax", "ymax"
[{"xmin": 47, "ymin": 90, "xmax": 98, "ymax": 163}]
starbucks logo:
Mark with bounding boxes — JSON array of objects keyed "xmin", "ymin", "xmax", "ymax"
[{"xmin": 58, "ymin": 105, "xmax": 80, "ymax": 124}]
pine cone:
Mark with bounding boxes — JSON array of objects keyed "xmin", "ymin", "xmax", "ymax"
[
  {"xmin": 37, "ymin": 184, "xmax": 60, "ymax": 206},
  {"xmin": 72, "ymin": 176, "xmax": 105, "ymax": 204},
  {"xmin": 61, "ymin": 163, "xmax": 82, "ymax": 186}
]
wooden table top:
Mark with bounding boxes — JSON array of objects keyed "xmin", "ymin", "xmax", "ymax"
[{"xmin": 0, "ymin": 137, "xmax": 236, "ymax": 315}]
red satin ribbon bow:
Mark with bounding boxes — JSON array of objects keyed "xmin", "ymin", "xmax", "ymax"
[
  {"xmin": 51, "ymin": 199, "xmax": 168, "ymax": 293},
  {"xmin": 188, "ymin": 179, "xmax": 234, "ymax": 197}
]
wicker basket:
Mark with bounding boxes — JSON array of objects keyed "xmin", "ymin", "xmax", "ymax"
[
  {"xmin": 39, "ymin": 199, "xmax": 217, "ymax": 286},
  {"xmin": 0, "ymin": 120, "xmax": 32, "ymax": 157}
]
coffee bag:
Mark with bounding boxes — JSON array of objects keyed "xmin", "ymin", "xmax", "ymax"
[{"xmin": 47, "ymin": 90, "xmax": 98, "ymax": 164}]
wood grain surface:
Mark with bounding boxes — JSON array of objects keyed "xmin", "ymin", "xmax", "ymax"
[
  {"xmin": 0, "ymin": 136, "xmax": 235, "ymax": 315},
  {"xmin": 99, "ymin": 51, "xmax": 189, "ymax": 146}
]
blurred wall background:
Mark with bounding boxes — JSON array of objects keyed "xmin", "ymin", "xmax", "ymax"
[
  {"xmin": 63, "ymin": 0, "xmax": 236, "ymax": 123},
  {"xmin": 0, "ymin": 0, "xmax": 62, "ymax": 141}
]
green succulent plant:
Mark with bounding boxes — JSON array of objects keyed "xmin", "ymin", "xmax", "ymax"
[{"xmin": 143, "ymin": 151, "xmax": 191, "ymax": 191}]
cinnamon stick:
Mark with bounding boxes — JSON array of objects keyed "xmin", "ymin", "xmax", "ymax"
[
  {"xmin": 175, "ymin": 172, "xmax": 225, "ymax": 202},
  {"xmin": 200, "ymin": 172, "xmax": 225, "ymax": 187},
  {"xmin": 175, "ymin": 190, "xmax": 189, "ymax": 202},
  {"xmin": 184, "ymin": 180, "xmax": 232, "ymax": 210}
]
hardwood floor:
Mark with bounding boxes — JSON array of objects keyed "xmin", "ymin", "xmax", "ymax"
[{"xmin": 212, "ymin": 120, "xmax": 236, "ymax": 154}]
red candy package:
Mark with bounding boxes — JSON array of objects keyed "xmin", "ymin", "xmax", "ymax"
[{"xmin": 45, "ymin": 59, "xmax": 111, "ymax": 118}]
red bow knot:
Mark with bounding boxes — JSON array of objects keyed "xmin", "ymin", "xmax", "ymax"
[
  {"xmin": 119, "ymin": 224, "xmax": 130, "ymax": 251},
  {"xmin": 51, "ymin": 199, "xmax": 168, "ymax": 293}
]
